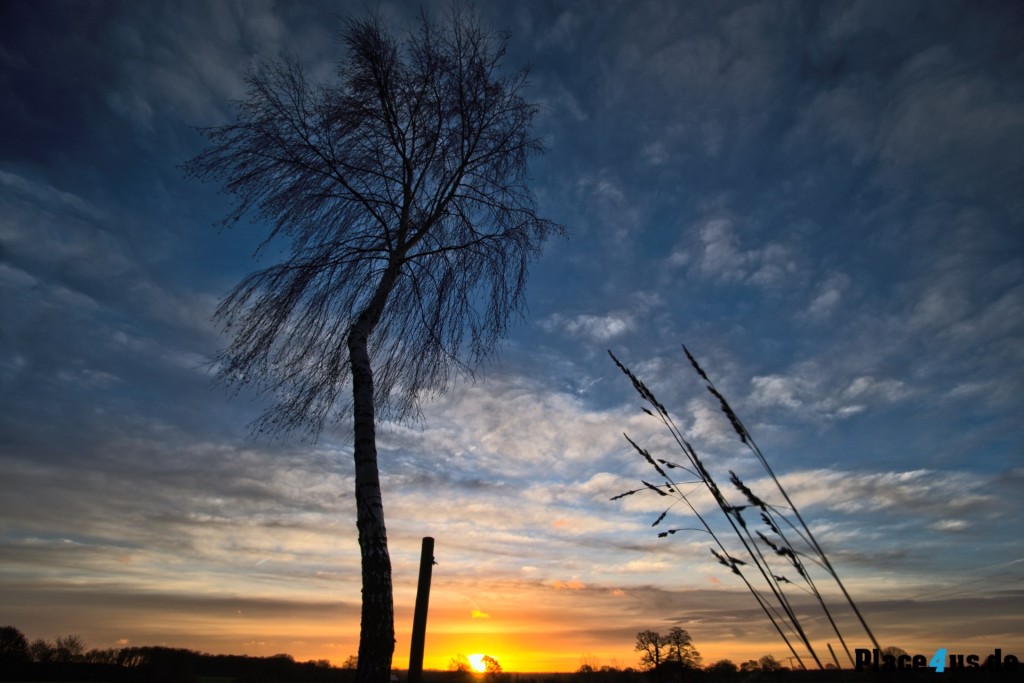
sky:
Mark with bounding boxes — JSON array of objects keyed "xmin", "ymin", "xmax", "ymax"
[{"xmin": 1, "ymin": 0, "xmax": 1023, "ymax": 673}]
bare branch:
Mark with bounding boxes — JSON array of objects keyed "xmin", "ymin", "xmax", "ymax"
[{"xmin": 187, "ymin": 10, "xmax": 564, "ymax": 438}]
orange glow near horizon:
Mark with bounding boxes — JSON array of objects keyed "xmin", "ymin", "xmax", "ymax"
[
  {"xmin": 387, "ymin": 580, "xmax": 805, "ymax": 673},
  {"xmin": 9, "ymin": 551, "xmax": 953, "ymax": 675}
]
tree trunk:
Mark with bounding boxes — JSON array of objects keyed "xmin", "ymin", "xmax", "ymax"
[{"xmin": 349, "ymin": 262, "xmax": 402, "ymax": 683}]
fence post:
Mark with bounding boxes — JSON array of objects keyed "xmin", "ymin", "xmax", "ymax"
[{"xmin": 407, "ymin": 536, "xmax": 435, "ymax": 683}]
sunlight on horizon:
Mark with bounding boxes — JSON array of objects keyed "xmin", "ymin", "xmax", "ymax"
[{"xmin": 467, "ymin": 654, "xmax": 487, "ymax": 673}]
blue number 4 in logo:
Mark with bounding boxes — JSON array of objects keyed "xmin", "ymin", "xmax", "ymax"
[{"xmin": 930, "ymin": 648, "xmax": 947, "ymax": 673}]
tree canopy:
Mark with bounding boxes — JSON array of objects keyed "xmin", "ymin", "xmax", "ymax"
[{"xmin": 187, "ymin": 8, "xmax": 562, "ymax": 438}]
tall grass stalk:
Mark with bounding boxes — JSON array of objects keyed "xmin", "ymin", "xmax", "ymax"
[{"xmin": 609, "ymin": 346, "xmax": 881, "ymax": 670}]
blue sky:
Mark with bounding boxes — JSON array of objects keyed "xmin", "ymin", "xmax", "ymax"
[{"xmin": 1, "ymin": 0, "xmax": 1023, "ymax": 671}]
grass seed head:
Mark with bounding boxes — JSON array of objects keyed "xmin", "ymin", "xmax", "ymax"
[
  {"xmin": 683, "ymin": 345, "xmax": 710, "ymax": 383},
  {"xmin": 729, "ymin": 470, "xmax": 766, "ymax": 509},
  {"xmin": 643, "ymin": 480, "xmax": 670, "ymax": 496},
  {"xmin": 760, "ymin": 511, "xmax": 780, "ymax": 534}
]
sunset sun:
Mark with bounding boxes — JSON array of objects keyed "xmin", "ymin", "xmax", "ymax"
[{"xmin": 467, "ymin": 654, "xmax": 487, "ymax": 673}]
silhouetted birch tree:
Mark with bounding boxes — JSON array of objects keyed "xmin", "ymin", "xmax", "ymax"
[{"xmin": 186, "ymin": 8, "xmax": 561, "ymax": 682}]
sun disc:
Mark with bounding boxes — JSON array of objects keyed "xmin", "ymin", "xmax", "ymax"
[{"xmin": 468, "ymin": 654, "xmax": 486, "ymax": 673}]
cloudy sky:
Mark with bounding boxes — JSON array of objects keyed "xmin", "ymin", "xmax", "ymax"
[{"xmin": 2, "ymin": 0, "xmax": 1023, "ymax": 672}]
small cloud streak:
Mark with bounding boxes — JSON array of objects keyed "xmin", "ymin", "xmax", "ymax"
[{"xmin": 542, "ymin": 312, "xmax": 634, "ymax": 341}]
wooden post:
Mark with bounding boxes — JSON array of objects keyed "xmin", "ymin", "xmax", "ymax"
[{"xmin": 407, "ymin": 536, "xmax": 434, "ymax": 683}]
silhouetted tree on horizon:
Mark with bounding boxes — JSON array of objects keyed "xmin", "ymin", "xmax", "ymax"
[
  {"xmin": 0, "ymin": 625, "xmax": 29, "ymax": 666},
  {"xmin": 28, "ymin": 637, "xmax": 54, "ymax": 663},
  {"xmin": 704, "ymin": 659, "xmax": 737, "ymax": 675},
  {"xmin": 446, "ymin": 654, "xmax": 476, "ymax": 683},
  {"xmin": 482, "ymin": 655, "xmax": 503, "ymax": 676},
  {"xmin": 663, "ymin": 627, "xmax": 701, "ymax": 671},
  {"xmin": 54, "ymin": 634, "xmax": 85, "ymax": 663},
  {"xmin": 757, "ymin": 654, "xmax": 782, "ymax": 672},
  {"xmin": 635, "ymin": 630, "xmax": 666, "ymax": 672},
  {"xmin": 186, "ymin": 6, "xmax": 561, "ymax": 683},
  {"xmin": 635, "ymin": 628, "xmax": 701, "ymax": 681}
]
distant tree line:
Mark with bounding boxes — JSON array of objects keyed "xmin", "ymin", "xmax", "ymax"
[
  {"xmin": 0, "ymin": 625, "xmax": 351, "ymax": 682},
  {"xmin": 571, "ymin": 631, "xmax": 787, "ymax": 683},
  {"xmin": 704, "ymin": 655, "xmax": 782, "ymax": 675}
]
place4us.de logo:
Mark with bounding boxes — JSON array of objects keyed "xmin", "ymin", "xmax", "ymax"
[{"xmin": 855, "ymin": 648, "xmax": 1020, "ymax": 672}]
